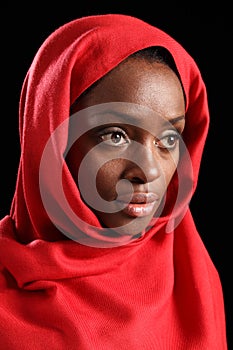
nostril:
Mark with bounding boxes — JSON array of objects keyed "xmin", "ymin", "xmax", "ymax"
[
  {"xmin": 122, "ymin": 159, "xmax": 160, "ymax": 184},
  {"xmin": 131, "ymin": 177, "xmax": 145, "ymax": 184}
]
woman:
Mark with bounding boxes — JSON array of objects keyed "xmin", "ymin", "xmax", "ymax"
[{"xmin": 0, "ymin": 14, "xmax": 227, "ymax": 349}]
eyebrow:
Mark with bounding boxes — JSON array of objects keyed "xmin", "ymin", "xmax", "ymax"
[
  {"xmin": 96, "ymin": 110, "xmax": 185, "ymax": 126},
  {"xmin": 167, "ymin": 116, "xmax": 185, "ymax": 125}
]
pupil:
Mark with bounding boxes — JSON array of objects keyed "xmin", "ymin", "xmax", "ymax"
[
  {"xmin": 168, "ymin": 136, "xmax": 175, "ymax": 145},
  {"xmin": 112, "ymin": 133, "xmax": 121, "ymax": 143}
]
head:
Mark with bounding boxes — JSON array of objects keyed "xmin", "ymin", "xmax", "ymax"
[
  {"xmin": 13, "ymin": 14, "xmax": 209, "ymax": 245},
  {"xmin": 65, "ymin": 47, "xmax": 186, "ymax": 237}
]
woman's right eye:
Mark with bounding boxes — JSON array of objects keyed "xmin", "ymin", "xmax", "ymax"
[{"xmin": 99, "ymin": 130, "xmax": 129, "ymax": 146}]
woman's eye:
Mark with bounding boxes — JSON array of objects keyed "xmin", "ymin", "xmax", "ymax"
[
  {"xmin": 155, "ymin": 133, "xmax": 180, "ymax": 150},
  {"xmin": 100, "ymin": 131, "xmax": 129, "ymax": 146}
]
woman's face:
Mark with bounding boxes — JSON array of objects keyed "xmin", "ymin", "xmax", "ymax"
[{"xmin": 66, "ymin": 58, "xmax": 185, "ymax": 236}]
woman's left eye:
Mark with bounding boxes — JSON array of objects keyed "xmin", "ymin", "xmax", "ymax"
[
  {"xmin": 100, "ymin": 131, "xmax": 129, "ymax": 146},
  {"xmin": 155, "ymin": 132, "xmax": 181, "ymax": 150}
]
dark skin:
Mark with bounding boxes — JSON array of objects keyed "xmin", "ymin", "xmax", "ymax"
[{"xmin": 66, "ymin": 57, "xmax": 185, "ymax": 236}]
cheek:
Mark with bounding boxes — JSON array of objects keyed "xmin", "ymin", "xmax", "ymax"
[
  {"xmin": 96, "ymin": 160, "xmax": 122, "ymax": 199},
  {"xmin": 160, "ymin": 150, "xmax": 180, "ymax": 186}
]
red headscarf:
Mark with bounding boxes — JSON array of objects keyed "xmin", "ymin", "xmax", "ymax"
[{"xmin": 0, "ymin": 14, "xmax": 227, "ymax": 349}]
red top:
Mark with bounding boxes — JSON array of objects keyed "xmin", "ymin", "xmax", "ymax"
[{"xmin": 0, "ymin": 14, "xmax": 227, "ymax": 349}]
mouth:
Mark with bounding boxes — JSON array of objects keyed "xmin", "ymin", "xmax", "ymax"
[{"xmin": 117, "ymin": 192, "xmax": 160, "ymax": 218}]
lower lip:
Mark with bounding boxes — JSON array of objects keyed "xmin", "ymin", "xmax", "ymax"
[{"xmin": 121, "ymin": 202, "xmax": 157, "ymax": 218}]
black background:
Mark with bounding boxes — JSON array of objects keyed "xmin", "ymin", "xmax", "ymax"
[{"xmin": 1, "ymin": 3, "xmax": 231, "ymax": 348}]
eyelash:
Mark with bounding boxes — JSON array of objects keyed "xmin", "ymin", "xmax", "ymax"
[
  {"xmin": 98, "ymin": 128, "xmax": 181, "ymax": 150},
  {"xmin": 155, "ymin": 132, "xmax": 181, "ymax": 150},
  {"xmin": 99, "ymin": 129, "xmax": 129, "ymax": 146}
]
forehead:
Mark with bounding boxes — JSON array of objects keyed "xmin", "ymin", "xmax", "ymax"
[{"xmin": 75, "ymin": 58, "xmax": 185, "ymax": 121}]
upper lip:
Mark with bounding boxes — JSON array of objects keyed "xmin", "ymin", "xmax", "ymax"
[{"xmin": 117, "ymin": 192, "xmax": 159, "ymax": 204}]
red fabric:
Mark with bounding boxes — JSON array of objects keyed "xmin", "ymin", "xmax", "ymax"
[{"xmin": 0, "ymin": 14, "xmax": 227, "ymax": 349}]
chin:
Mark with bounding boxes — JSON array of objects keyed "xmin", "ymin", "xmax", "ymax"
[{"xmin": 96, "ymin": 211, "xmax": 155, "ymax": 237}]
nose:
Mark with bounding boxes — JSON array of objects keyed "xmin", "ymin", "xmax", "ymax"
[{"xmin": 123, "ymin": 142, "xmax": 161, "ymax": 184}]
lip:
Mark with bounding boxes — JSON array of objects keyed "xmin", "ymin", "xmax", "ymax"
[{"xmin": 117, "ymin": 192, "xmax": 160, "ymax": 218}]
